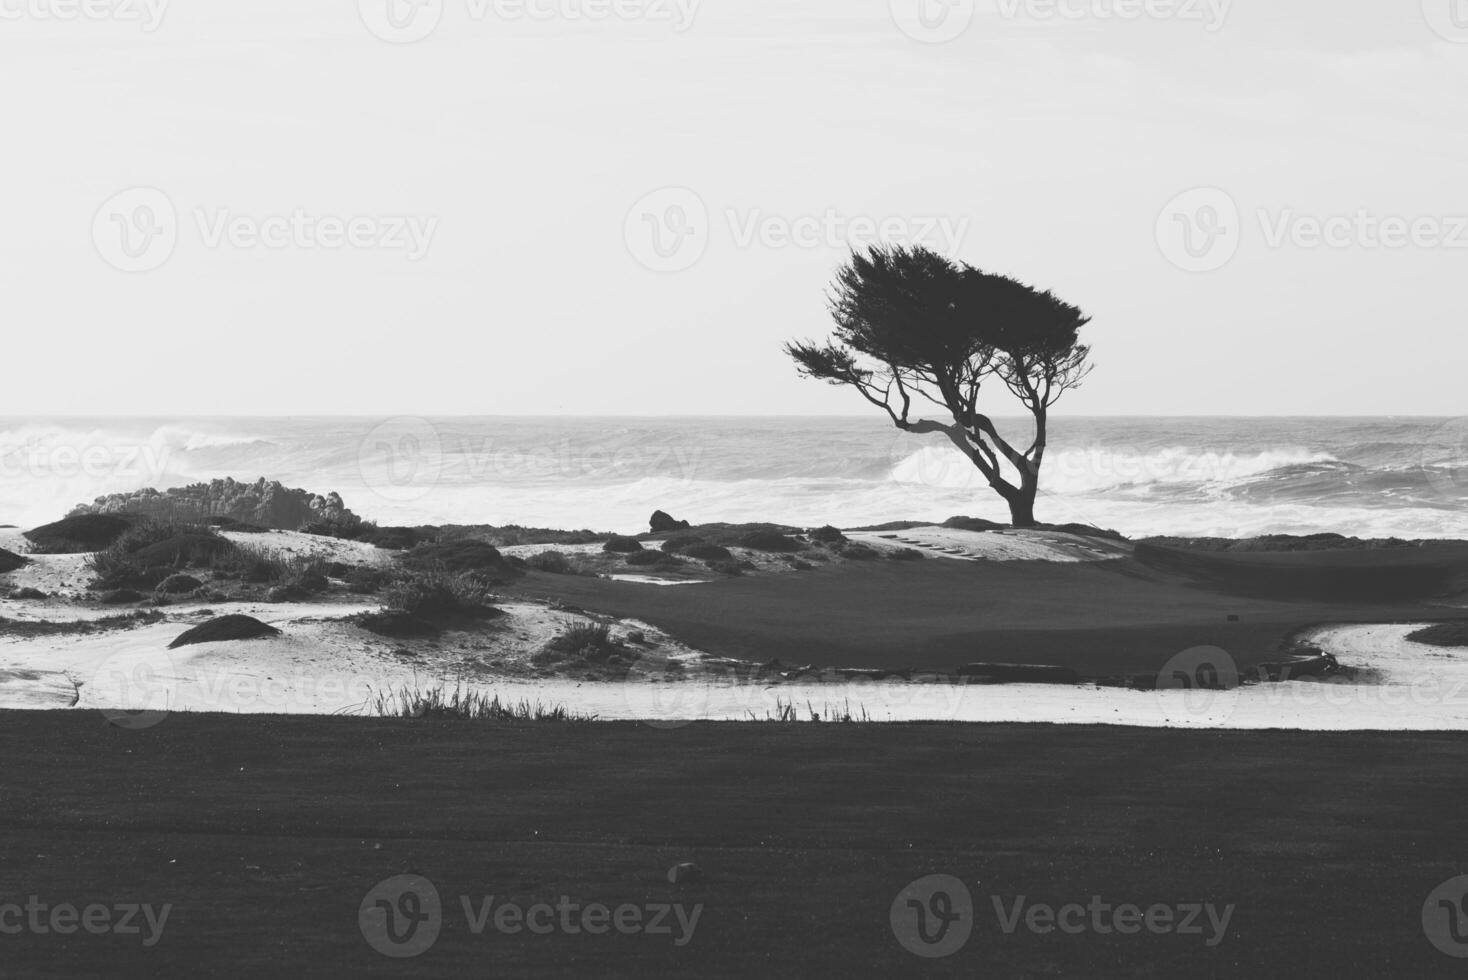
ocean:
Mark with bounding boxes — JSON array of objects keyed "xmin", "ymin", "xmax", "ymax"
[{"xmin": 1, "ymin": 416, "xmax": 1465, "ymax": 539}]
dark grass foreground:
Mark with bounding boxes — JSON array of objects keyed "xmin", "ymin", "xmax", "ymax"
[{"xmin": 2, "ymin": 712, "xmax": 1467, "ymax": 977}]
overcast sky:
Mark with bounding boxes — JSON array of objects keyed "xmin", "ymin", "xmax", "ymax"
[{"xmin": 2, "ymin": 0, "xmax": 1465, "ymax": 416}]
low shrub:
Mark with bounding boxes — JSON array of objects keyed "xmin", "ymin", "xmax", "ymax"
[
  {"xmin": 526, "ymin": 551, "xmax": 578, "ymax": 575},
  {"xmin": 382, "ymin": 569, "xmax": 498, "ymax": 621},
  {"xmin": 839, "ymin": 544, "xmax": 880, "ymax": 561},
  {"xmin": 809, "ymin": 525, "xmax": 847, "ymax": 544},
  {"xmin": 887, "ymin": 547, "xmax": 925, "ymax": 561},
  {"xmin": 625, "ymin": 550, "xmax": 670, "ymax": 567},
  {"xmin": 1407, "ymin": 622, "xmax": 1468, "ymax": 648},
  {"xmin": 168, "ymin": 614, "xmax": 281, "ymax": 649},
  {"xmin": 157, "ymin": 573, "xmax": 204, "ymax": 594},
  {"xmin": 740, "ymin": 530, "xmax": 803, "ymax": 552},
  {"xmin": 301, "ymin": 512, "xmax": 369, "ymax": 540},
  {"xmin": 345, "ymin": 566, "xmax": 391, "ymax": 594},
  {"xmin": 536, "ymin": 620, "xmax": 629, "ymax": 666},
  {"xmin": 23, "ymin": 513, "xmax": 137, "ymax": 553},
  {"xmin": 99, "ymin": 588, "xmax": 146, "ymax": 604},
  {"xmin": 660, "ymin": 535, "xmax": 705, "ymax": 554},
  {"xmin": 602, "ymin": 536, "xmax": 644, "ymax": 554},
  {"xmin": 684, "ymin": 543, "xmax": 733, "ymax": 562},
  {"xmin": 267, "ymin": 585, "xmax": 312, "ymax": 603},
  {"xmin": 397, "ymin": 540, "xmax": 520, "ymax": 584},
  {"xmin": 360, "ymin": 526, "xmax": 426, "ymax": 550}
]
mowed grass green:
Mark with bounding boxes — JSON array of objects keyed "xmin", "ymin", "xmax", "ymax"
[
  {"xmin": 2, "ymin": 711, "xmax": 1467, "ymax": 977},
  {"xmin": 506, "ymin": 543, "xmax": 1468, "ymax": 676}
]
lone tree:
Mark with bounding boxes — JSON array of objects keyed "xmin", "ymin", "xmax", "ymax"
[{"xmin": 785, "ymin": 245, "xmax": 1093, "ymax": 527}]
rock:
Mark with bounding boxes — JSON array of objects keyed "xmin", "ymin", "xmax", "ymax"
[
  {"xmin": 667, "ymin": 862, "xmax": 704, "ymax": 884},
  {"xmin": 71, "ymin": 477, "xmax": 358, "ymax": 532},
  {"xmin": 650, "ymin": 510, "xmax": 691, "ymax": 533}
]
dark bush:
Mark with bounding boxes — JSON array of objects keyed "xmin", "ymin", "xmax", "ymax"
[
  {"xmin": 684, "ymin": 543, "xmax": 734, "ymax": 562},
  {"xmin": 360, "ymin": 526, "xmax": 425, "ymax": 550},
  {"xmin": 740, "ymin": 531, "xmax": 803, "ymax": 552},
  {"xmin": 1408, "ymin": 623, "xmax": 1468, "ymax": 648},
  {"xmin": 131, "ymin": 531, "xmax": 237, "ymax": 568},
  {"xmin": 267, "ymin": 585, "xmax": 312, "ymax": 603},
  {"xmin": 809, "ymin": 525, "xmax": 847, "ymax": 544},
  {"xmin": 157, "ymin": 573, "xmax": 204, "ymax": 594},
  {"xmin": 398, "ymin": 540, "xmax": 519, "ymax": 584},
  {"xmin": 24, "ymin": 513, "xmax": 137, "ymax": 553},
  {"xmin": 345, "ymin": 567, "xmax": 390, "ymax": 594},
  {"xmin": 839, "ymin": 544, "xmax": 880, "ymax": 561},
  {"xmin": 537, "ymin": 621, "xmax": 629, "ymax": 666},
  {"xmin": 168, "ymin": 614, "xmax": 281, "ymax": 649},
  {"xmin": 709, "ymin": 560, "xmax": 746, "ymax": 577},
  {"xmin": 602, "ymin": 536, "xmax": 644, "ymax": 554},
  {"xmin": 382, "ymin": 570, "xmax": 498, "ymax": 620},
  {"xmin": 526, "ymin": 551, "xmax": 577, "ymax": 575},
  {"xmin": 99, "ymin": 588, "xmax": 146, "ymax": 604},
  {"xmin": 0, "ymin": 548, "xmax": 26, "ymax": 573},
  {"xmin": 302, "ymin": 512, "xmax": 369, "ymax": 540},
  {"xmin": 887, "ymin": 547, "xmax": 925, "ymax": 561},
  {"xmin": 661, "ymin": 535, "xmax": 705, "ymax": 554},
  {"xmin": 625, "ymin": 550, "xmax": 668, "ymax": 567}
]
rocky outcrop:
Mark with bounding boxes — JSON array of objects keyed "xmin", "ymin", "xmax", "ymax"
[
  {"xmin": 650, "ymin": 510, "xmax": 691, "ymax": 533},
  {"xmin": 70, "ymin": 478, "xmax": 357, "ymax": 532}
]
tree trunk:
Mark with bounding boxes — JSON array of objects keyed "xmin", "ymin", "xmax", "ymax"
[
  {"xmin": 999, "ymin": 475, "xmax": 1039, "ymax": 528},
  {"xmin": 1006, "ymin": 492, "xmax": 1037, "ymax": 528}
]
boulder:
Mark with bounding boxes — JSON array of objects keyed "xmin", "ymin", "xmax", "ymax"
[{"xmin": 650, "ymin": 510, "xmax": 691, "ymax": 533}]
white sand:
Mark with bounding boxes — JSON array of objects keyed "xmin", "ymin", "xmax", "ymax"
[{"xmin": 844, "ymin": 526, "xmax": 1130, "ymax": 563}]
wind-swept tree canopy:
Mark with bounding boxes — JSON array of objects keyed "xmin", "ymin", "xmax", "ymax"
[{"xmin": 786, "ymin": 245, "xmax": 1093, "ymax": 526}]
